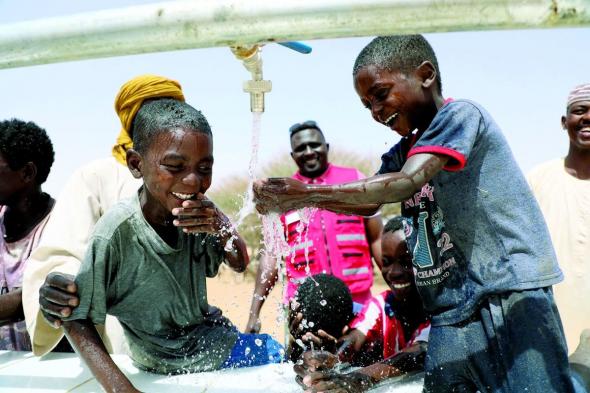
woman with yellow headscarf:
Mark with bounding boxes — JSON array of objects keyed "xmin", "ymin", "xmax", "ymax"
[{"xmin": 22, "ymin": 75, "xmax": 185, "ymax": 356}]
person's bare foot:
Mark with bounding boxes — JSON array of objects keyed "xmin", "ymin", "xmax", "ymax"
[{"xmin": 570, "ymin": 329, "xmax": 590, "ymax": 391}]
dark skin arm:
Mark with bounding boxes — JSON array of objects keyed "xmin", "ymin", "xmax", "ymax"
[
  {"xmin": 364, "ymin": 215, "xmax": 383, "ymax": 269},
  {"xmin": 171, "ymin": 197, "xmax": 249, "ymax": 272},
  {"xmin": 245, "ymin": 254, "xmax": 279, "ymax": 333},
  {"xmin": 63, "ymin": 319, "xmax": 140, "ymax": 393},
  {"xmin": 254, "ymin": 153, "xmax": 448, "ymax": 215},
  {"xmin": 297, "ymin": 342, "xmax": 427, "ymax": 393},
  {"xmin": 0, "ymin": 288, "xmax": 24, "ymax": 325}
]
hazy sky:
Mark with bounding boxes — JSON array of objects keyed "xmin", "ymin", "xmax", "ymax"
[{"xmin": 1, "ymin": 1, "xmax": 588, "ymax": 196}]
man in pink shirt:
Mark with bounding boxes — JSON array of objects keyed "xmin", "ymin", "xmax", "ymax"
[{"xmin": 246, "ymin": 121, "xmax": 382, "ymax": 334}]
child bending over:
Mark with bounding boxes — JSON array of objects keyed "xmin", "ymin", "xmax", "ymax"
[{"xmin": 63, "ymin": 99, "xmax": 282, "ymax": 392}]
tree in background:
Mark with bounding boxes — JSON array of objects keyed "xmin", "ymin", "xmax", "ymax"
[{"xmin": 208, "ymin": 149, "xmax": 400, "ymax": 277}]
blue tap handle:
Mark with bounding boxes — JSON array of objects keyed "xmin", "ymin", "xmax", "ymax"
[{"xmin": 278, "ymin": 41, "xmax": 312, "ymax": 54}]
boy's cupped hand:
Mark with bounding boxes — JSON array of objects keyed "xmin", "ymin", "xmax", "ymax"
[{"xmin": 171, "ymin": 196, "xmax": 230, "ymax": 234}]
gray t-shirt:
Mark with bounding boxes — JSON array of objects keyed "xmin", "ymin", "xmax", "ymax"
[
  {"xmin": 66, "ymin": 192, "xmax": 238, "ymax": 373},
  {"xmin": 378, "ymin": 99, "xmax": 562, "ymax": 326}
]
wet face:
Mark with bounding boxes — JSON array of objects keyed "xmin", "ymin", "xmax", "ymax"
[
  {"xmin": 354, "ymin": 64, "xmax": 433, "ymax": 137},
  {"xmin": 563, "ymin": 100, "xmax": 590, "ymax": 150},
  {"xmin": 290, "ymin": 128, "xmax": 329, "ymax": 178},
  {"xmin": 380, "ymin": 230, "xmax": 416, "ymax": 301},
  {"xmin": 0, "ymin": 152, "xmax": 25, "ymax": 206},
  {"xmin": 129, "ymin": 128, "xmax": 213, "ymax": 226}
]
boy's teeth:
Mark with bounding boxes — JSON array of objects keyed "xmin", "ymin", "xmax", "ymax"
[
  {"xmin": 393, "ymin": 282, "xmax": 411, "ymax": 289},
  {"xmin": 385, "ymin": 112, "xmax": 398, "ymax": 125},
  {"xmin": 172, "ymin": 192, "xmax": 195, "ymax": 200}
]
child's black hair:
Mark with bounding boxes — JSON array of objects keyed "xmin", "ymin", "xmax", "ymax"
[
  {"xmin": 383, "ymin": 216, "xmax": 406, "ymax": 235},
  {"xmin": 353, "ymin": 34, "xmax": 442, "ymax": 94},
  {"xmin": 132, "ymin": 98, "xmax": 212, "ymax": 155},
  {"xmin": 0, "ymin": 119, "xmax": 54, "ymax": 185},
  {"xmin": 294, "ymin": 273, "xmax": 353, "ymax": 338}
]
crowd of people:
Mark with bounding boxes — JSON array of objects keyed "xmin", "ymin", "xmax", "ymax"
[{"xmin": 0, "ymin": 34, "xmax": 589, "ymax": 393}]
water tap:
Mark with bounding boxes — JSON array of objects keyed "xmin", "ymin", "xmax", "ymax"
[{"xmin": 230, "ymin": 45, "xmax": 272, "ymax": 113}]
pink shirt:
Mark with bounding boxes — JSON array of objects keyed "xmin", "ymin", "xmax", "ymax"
[
  {"xmin": 0, "ymin": 206, "xmax": 51, "ymax": 350},
  {"xmin": 350, "ymin": 290, "xmax": 430, "ymax": 359},
  {"xmin": 282, "ymin": 164, "xmax": 374, "ymax": 304}
]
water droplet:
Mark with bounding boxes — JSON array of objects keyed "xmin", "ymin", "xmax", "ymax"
[
  {"xmin": 255, "ymin": 338, "xmax": 263, "ymax": 347},
  {"xmin": 320, "ymin": 299, "xmax": 327, "ymax": 306}
]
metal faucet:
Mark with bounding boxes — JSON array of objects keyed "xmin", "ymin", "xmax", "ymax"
[{"xmin": 230, "ymin": 45, "xmax": 272, "ymax": 113}]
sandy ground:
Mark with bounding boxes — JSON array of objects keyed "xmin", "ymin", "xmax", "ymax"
[{"xmin": 206, "ymin": 266, "xmax": 389, "ymax": 345}]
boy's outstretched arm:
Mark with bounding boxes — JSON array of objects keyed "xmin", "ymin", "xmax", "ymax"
[
  {"xmin": 254, "ymin": 153, "xmax": 448, "ymax": 215},
  {"xmin": 63, "ymin": 319, "xmax": 140, "ymax": 393}
]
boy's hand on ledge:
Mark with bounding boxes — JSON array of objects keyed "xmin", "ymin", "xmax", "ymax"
[{"xmin": 39, "ymin": 272, "xmax": 79, "ymax": 328}]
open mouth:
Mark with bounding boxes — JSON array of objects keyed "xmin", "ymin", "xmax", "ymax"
[
  {"xmin": 172, "ymin": 192, "xmax": 196, "ymax": 201},
  {"xmin": 392, "ymin": 282, "xmax": 411, "ymax": 289},
  {"xmin": 384, "ymin": 112, "xmax": 398, "ymax": 127}
]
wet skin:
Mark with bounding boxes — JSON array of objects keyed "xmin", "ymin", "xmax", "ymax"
[
  {"xmin": 128, "ymin": 128, "xmax": 213, "ymax": 235},
  {"xmin": 353, "ymin": 64, "xmax": 440, "ymax": 138},
  {"xmin": 253, "ymin": 63, "xmax": 447, "ymax": 216},
  {"xmin": 296, "ymin": 229, "xmax": 427, "ymax": 392},
  {"xmin": 380, "ymin": 231, "xmax": 415, "ymax": 302},
  {"xmin": 290, "ymin": 128, "xmax": 329, "ymax": 178},
  {"xmin": 41, "ymin": 127, "xmax": 248, "ymax": 327}
]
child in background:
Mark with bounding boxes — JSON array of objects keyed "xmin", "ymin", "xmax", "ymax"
[
  {"xmin": 346, "ymin": 216, "xmax": 429, "ymax": 362},
  {"xmin": 0, "ymin": 119, "xmax": 55, "ymax": 350},
  {"xmin": 295, "ymin": 217, "xmax": 429, "ymax": 392},
  {"xmin": 255, "ymin": 34, "xmax": 576, "ymax": 392},
  {"xmin": 62, "ymin": 99, "xmax": 282, "ymax": 392},
  {"xmin": 287, "ymin": 273, "xmax": 354, "ymax": 362}
]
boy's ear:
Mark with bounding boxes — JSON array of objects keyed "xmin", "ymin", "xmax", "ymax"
[
  {"xmin": 20, "ymin": 162, "xmax": 37, "ymax": 184},
  {"xmin": 126, "ymin": 149, "xmax": 144, "ymax": 179},
  {"xmin": 416, "ymin": 61, "xmax": 437, "ymax": 89},
  {"xmin": 561, "ymin": 115, "xmax": 567, "ymax": 130}
]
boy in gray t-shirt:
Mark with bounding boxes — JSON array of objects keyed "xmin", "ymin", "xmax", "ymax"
[
  {"xmin": 63, "ymin": 99, "xmax": 282, "ymax": 392},
  {"xmin": 254, "ymin": 35, "xmax": 578, "ymax": 392}
]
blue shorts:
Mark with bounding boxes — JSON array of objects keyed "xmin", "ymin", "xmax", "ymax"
[
  {"xmin": 424, "ymin": 287, "xmax": 577, "ymax": 393},
  {"xmin": 220, "ymin": 333, "xmax": 285, "ymax": 369}
]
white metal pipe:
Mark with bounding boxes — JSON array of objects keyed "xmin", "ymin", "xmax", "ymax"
[{"xmin": 0, "ymin": 0, "xmax": 588, "ymax": 69}]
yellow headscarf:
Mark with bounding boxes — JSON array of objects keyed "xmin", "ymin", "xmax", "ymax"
[{"xmin": 112, "ymin": 74, "xmax": 185, "ymax": 165}]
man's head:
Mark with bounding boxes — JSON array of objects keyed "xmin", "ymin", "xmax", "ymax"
[
  {"xmin": 352, "ymin": 35, "xmax": 442, "ymax": 137},
  {"xmin": 126, "ymin": 99, "xmax": 213, "ymax": 225},
  {"xmin": 0, "ymin": 119, "xmax": 54, "ymax": 205},
  {"xmin": 112, "ymin": 74, "xmax": 185, "ymax": 165},
  {"xmin": 289, "ymin": 121, "xmax": 330, "ymax": 178},
  {"xmin": 380, "ymin": 217, "xmax": 417, "ymax": 303},
  {"xmin": 562, "ymin": 83, "xmax": 590, "ymax": 151},
  {"xmin": 291, "ymin": 273, "xmax": 353, "ymax": 340}
]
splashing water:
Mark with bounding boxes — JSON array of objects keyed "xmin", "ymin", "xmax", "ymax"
[
  {"xmin": 223, "ymin": 112, "xmax": 262, "ymax": 251},
  {"xmin": 261, "ymin": 213, "xmax": 291, "ymax": 260},
  {"xmin": 297, "ymin": 207, "xmax": 318, "ymax": 277},
  {"xmin": 235, "ymin": 112, "xmax": 262, "ymax": 226}
]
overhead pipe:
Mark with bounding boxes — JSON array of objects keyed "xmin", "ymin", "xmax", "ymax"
[{"xmin": 0, "ymin": 0, "xmax": 588, "ymax": 70}]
